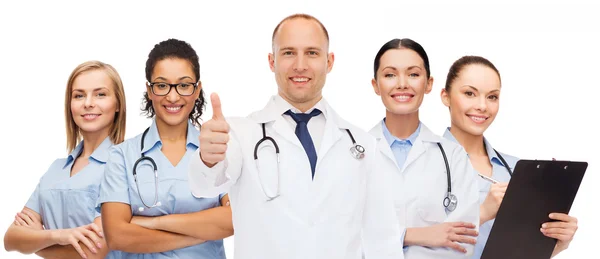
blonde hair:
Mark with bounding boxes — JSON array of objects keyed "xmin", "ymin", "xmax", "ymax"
[{"xmin": 65, "ymin": 61, "xmax": 127, "ymax": 153}]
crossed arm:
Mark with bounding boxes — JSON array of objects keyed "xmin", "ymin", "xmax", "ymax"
[
  {"xmin": 101, "ymin": 194, "xmax": 233, "ymax": 254},
  {"xmin": 4, "ymin": 207, "xmax": 109, "ymax": 259}
]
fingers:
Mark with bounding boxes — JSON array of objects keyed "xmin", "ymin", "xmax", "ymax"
[
  {"xmin": 14, "ymin": 214, "xmax": 27, "ymax": 226},
  {"xmin": 443, "ymin": 240, "xmax": 468, "ymax": 253},
  {"xmin": 549, "ymin": 213, "xmax": 577, "ymax": 223},
  {"xmin": 450, "ymin": 233, "xmax": 478, "ymax": 245},
  {"xmin": 80, "ymin": 227, "xmax": 102, "ymax": 249},
  {"xmin": 449, "ymin": 221, "xmax": 476, "ymax": 229},
  {"xmin": 454, "ymin": 227, "xmax": 479, "ymax": 237},
  {"xmin": 74, "ymin": 230, "xmax": 98, "ymax": 254},
  {"xmin": 87, "ymin": 223, "xmax": 104, "ymax": 238},
  {"xmin": 18, "ymin": 212, "xmax": 33, "ymax": 225},
  {"xmin": 69, "ymin": 239, "xmax": 88, "ymax": 259},
  {"xmin": 211, "ymin": 93, "xmax": 224, "ymax": 120},
  {"xmin": 14, "ymin": 220, "xmax": 21, "ymax": 226},
  {"xmin": 542, "ymin": 232, "xmax": 572, "ymax": 241}
]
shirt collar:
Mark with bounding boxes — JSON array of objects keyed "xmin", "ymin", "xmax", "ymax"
[
  {"xmin": 142, "ymin": 118, "xmax": 199, "ymax": 154},
  {"xmin": 64, "ymin": 136, "xmax": 113, "ymax": 168},
  {"xmin": 275, "ymin": 94, "xmax": 328, "ymax": 118},
  {"xmin": 442, "ymin": 127, "xmax": 505, "ymax": 167},
  {"xmin": 381, "ymin": 119, "xmax": 421, "ymax": 147}
]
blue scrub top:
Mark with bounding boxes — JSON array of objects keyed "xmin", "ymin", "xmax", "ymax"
[
  {"xmin": 97, "ymin": 119, "xmax": 226, "ymax": 259},
  {"xmin": 443, "ymin": 128, "xmax": 519, "ymax": 259},
  {"xmin": 25, "ymin": 136, "xmax": 120, "ymax": 259}
]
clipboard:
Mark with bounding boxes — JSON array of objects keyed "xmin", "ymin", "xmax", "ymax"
[{"xmin": 481, "ymin": 159, "xmax": 587, "ymax": 259}]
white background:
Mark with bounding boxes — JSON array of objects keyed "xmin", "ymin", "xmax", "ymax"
[{"xmin": 1, "ymin": 0, "xmax": 598, "ymax": 258}]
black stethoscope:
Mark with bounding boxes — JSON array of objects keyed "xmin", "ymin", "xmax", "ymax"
[
  {"xmin": 132, "ymin": 127, "xmax": 162, "ymax": 212},
  {"xmin": 438, "ymin": 143, "xmax": 512, "ymax": 212},
  {"xmin": 253, "ymin": 123, "xmax": 365, "ymax": 201}
]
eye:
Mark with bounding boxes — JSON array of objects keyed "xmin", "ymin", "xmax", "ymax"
[
  {"xmin": 156, "ymin": 83, "xmax": 168, "ymax": 90},
  {"xmin": 409, "ymin": 73, "xmax": 419, "ymax": 77},
  {"xmin": 384, "ymin": 73, "xmax": 396, "ymax": 78},
  {"xmin": 178, "ymin": 83, "xmax": 191, "ymax": 89},
  {"xmin": 96, "ymin": 92, "xmax": 107, "ymax": 97},
  {"xmin": 73, "ymin": 94, "xmax": 84, "ymax": 99},
  {"xmin": 488, "ymin": 95, "xmax": 499, "ymax": 100},
  {"xmin": 308, "ymin": 51, "xmax": 318, "ymax": 56},
  {"xmin": 465, "ymin": 91, "xmax": 475, "ymax": 97},
  {"xmin": 282, "ymin": 51, "xmax": 294, "ymax": 56}
]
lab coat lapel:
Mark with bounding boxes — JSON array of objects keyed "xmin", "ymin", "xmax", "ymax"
[
  {"xmin": 251, "ymin": 96, "xmax": 303, "ymax": 149},
  {"xmin": 316, "ymin": 104, "xmax": 343, "ymax": 166},
  {"xmin": 368, "ymin": 122, "xmax": 400, "ymax": 171},
  {"xmin": 402, "ymin": 124, "xmax": 442, "ymax": 172}
]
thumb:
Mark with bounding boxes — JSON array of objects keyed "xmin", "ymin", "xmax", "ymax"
[{"xmin": 211, "ymin": 92, "xmax": 224, "ymax": 120}]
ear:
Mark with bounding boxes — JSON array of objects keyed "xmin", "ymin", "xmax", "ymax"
[
  {"xmin": 371, "ymin": 78, "xmax": 380, "ymax": 96},
  {"xmin": 195, "ymin": 81, "xmax": 202, "ymax": 99},
  {"xmin": 326, "ymin": 52, "xmax": 335, "ymax": 73},
  {"xmin": 268, "ymin": 53, "xmax": 275, "ymax": 72},
  {"xmin": 146, "ymin": 82, "xmax": 153, "ymax": 98},
  {"xmin": 425, "ymin": 76, "xmax": 434, "ymax": 94},
  {"xmin": 440, "ymin": 88, "xmax": 450, "ymax": 107}
]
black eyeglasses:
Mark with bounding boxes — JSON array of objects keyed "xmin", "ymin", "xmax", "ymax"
[{"xmin": 147, "ymin": 82, "xmax": 198, "ymax": 96}]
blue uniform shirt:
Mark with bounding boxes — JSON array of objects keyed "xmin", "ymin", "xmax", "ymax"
[
  {"xmin": 97, "ymin": 119, "xmax": 226, "ymax": 259},
  {"xmin": 25, "ymin": 136, "xmax": 120, "ymax": 259},
  {"xmin": 381, "ymin": 119, "xmax": 421, "ymax": 170},
  {"xmin": 443, "ymin": 128, "xmax": 519, "ymax": 259}
]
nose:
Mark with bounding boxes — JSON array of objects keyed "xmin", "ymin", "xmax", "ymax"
[
  {"xmin": 84, "ymin": 95, "xmax": 95, "ymax": 108},
  {"xmin": 397, "ymin": 75, "xmax": 409, "ymax": 89},
  {"xmin": 293, "ymin": 55, "xmax": 308, "ymax": 72},
  {"xmin": 474, "ymin": 96, "xmax": 487, "ymax": 112},
  {"xmin": 166, "ymin": 85, "xmax": 180, "ymax": 102}
]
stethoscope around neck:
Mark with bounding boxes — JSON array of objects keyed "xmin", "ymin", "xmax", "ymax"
[
  {"xmin": 253, "ymin": 123, "xmax": 365, "ymax": 201},
  {"xmin": 132, "ymin": 127, "xmax": 162, "ymax": 212},
  {"xmin": 438, "ymin": 143, "xmax": 513, "ymax": 212}
]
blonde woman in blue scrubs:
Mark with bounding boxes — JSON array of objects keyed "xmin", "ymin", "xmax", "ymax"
[
  {"xmin": 441, "ymin": 55, "xmax": 579, "ymax": 258},
  {"xmin": 97, "ymin": 38, "xmax": 232, "ymax": 259},
  {"xmin": 4, "ymin": 61, "xmax": 126, "ymax": 259},
  {"xmin": 369, "ymin": 38, "xmax": 480, "ymax": 258}
]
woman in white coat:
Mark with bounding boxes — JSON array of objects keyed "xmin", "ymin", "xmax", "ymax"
[
  {"xmin": 440, "ymin": 55, "xmax": 579, "ymax": 258},
  {"xmin": 369, "ymin": 38, "xmax": 480, "ymax": 258}
]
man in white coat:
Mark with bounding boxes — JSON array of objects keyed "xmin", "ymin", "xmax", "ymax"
[{"xmin": 187, "ymin": 14, "xmax": 404, "ymax": 259}]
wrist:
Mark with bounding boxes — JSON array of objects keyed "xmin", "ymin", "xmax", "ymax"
[
  {"xmin": 480, "ymin": 205, "xmax": 492, "ymax": 224},
  {"xmin": 47, "ymin": 229, "xmax": 60, "ymax": 244},
  {"xmin": 405, "ymin": 227, "xmax": 426, "ymax": 246}
]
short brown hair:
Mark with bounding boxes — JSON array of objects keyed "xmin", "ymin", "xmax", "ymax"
[
  {"xmin": 65, "ymin": 61, "xmax": 127, "ymax": 152},
  {"xmin": 271, "ymin": 13, "xmax": 330, "ymax": 48}
]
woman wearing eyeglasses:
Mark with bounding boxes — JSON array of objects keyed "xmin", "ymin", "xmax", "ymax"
[{"xmin": 97, "ymin": 38, "xmax": 232, "ymax": 259}]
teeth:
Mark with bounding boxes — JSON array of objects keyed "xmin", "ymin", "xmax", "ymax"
[
  {"xmin": 469, "ymin": 116, "xmax": 486, "ymax": 122},
  {"xmin": 83, "ymin": 114, "xmax": 99, "ymax": 119},
  {"xmin": 166, "ymin": 106, "xmax": 181, "ymax": 112},
  {"xmin": 394, "ymin": 95, "xmax": 411, "ymax": 101},
  {"xmin": 292, "ymin": 78, "xmax": 309, "ymax": 82}
]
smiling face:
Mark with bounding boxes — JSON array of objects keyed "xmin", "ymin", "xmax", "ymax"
[
  {"xmin": 269, "ymin": 17, "xmax": 334, "ymax": 110},
  {"xmin": 372, "ymin": 48, "xmax": 433, "ymax": 115},
  {"xmin": 70, "ymin": 69, "xmax": 118, "ymax": 136},
  {"xmin": 442, "ymin": 64, "xmax": 502, "ymax": 136},
  {"xmin": 147, "ymin": 58, "xmax": 201, "ymax": 128}
]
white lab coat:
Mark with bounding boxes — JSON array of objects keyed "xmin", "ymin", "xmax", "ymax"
[
  {"xmin": 188, "ymin": 96, "xmax": 404, "ymax": 259},
  {"xmin": 369, "ymin": 122, "xmax": 479, "ymax": 258}
]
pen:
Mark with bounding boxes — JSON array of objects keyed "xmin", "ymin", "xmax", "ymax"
[{"xmin": 478, "ymin": 173, "xmax": 499, "ymax": 184}]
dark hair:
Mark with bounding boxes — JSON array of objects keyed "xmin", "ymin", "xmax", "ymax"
[
  {"xmin": 142, "ymin": 38, "xmax": 205, "ymax": 127},
  {"xmin": 445, "ymin": 55, "xmax": 501, "ymax": 91},
  {"xmin": 373, "ymin": 38, "xmax": 430, "ymax": 79},
  {"xmin": 272, "ymin": 13, "xmax": 329, "ymax": 48}
]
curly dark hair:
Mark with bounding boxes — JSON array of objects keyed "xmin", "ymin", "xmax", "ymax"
[{"xmin": 142, "ymin": 38, "xmax": 205, "ymax": 126}]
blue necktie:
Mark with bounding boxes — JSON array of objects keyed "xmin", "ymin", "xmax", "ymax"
[{"xmin": 285, "ymin": 109, "xmax": 321, "ymax": 179}]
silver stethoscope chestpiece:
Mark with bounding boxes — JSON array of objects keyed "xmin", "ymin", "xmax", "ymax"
[{"xmin": 350, "ymin": 144, "xmax": 365, "ymax": 160}]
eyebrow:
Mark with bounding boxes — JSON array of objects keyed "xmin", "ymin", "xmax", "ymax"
[
  {"xmin": 381, "ymin": 65, "xmax": 422, "ymax": 71},
  {"xmin": 462, "ymin": 85, "xmax": 500, "ymax": 93},
  {"xmin": 152, "ymin": 76, "xmax": 194, "ymax": 82},
  {"xmin": 72, "ymin": 87, "xmax": 109, "ymax": 92}
]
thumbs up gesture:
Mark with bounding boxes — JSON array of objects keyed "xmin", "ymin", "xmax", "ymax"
[{"xmin": 199, "ymin": 93, "xmax": 230, "ymax": 167}]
